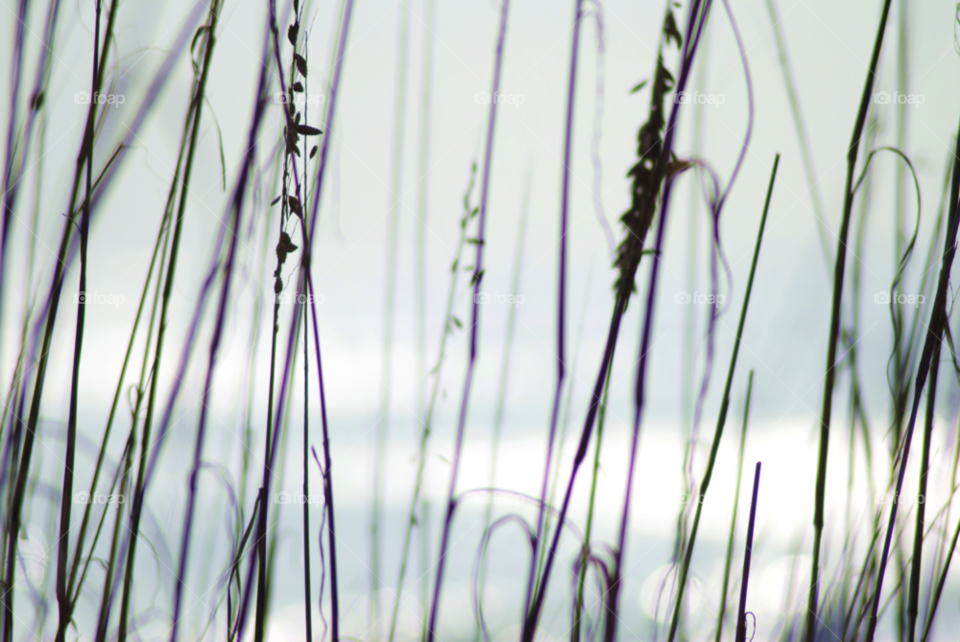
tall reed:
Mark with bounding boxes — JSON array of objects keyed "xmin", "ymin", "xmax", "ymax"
[{"xmin": 804, "ymin": 2, "xmax": 894, "ymax": 639}]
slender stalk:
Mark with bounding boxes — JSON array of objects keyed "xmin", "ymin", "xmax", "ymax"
[
  {"xmin": 308, "ymin": 274, "xmax": 338, "ymax": 641},
  {"xmin": 572, "ymin": 360, "xmax": 613, "ymax": 642},
  {"xmin": 54, "ymin": 2, "xmax": 101, "ymax": 638},
  {"xmin": 803, "ymin": 3, "xmax": 894, "ymax": 639},
  {"xmin": 735, "ymin": 462, "xmax": 761, "ymax": 642},
  {"xmin": 715, "ymin": 370, "xmax": 754, "ymax": 642},
  {"xmin": 907, "ymin": 340, "xmax": 939, "ymax": 642},
  {"xmin": 301, "ymin": 219, "xmax": 313, "ymax": 642},
  {"xmin": 426, "ymin": 1, "xmax": 510, "ymax": 637},
  {"xmin": 920, "ymin": 499, "xmax": 960, "ymax": 642},
  {"xmin": 255, "ymin": 166, "xmax": 287, "ymax": 642},
  {"xmin": 892, "ymin": 5, "xmax": 912, "ymax": 637},
  {"xmin": 667, "ymin": 153, "xmax": 778, "ymax": 642}
]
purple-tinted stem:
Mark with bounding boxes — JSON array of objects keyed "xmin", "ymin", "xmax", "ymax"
[
  {"xmin": 425, "ymin": 2, "xmax": 510, "ymax": 640},
  {"xmin": 734, "ymin": 462, "xmax": 761, "ymax": 642},
  {"xmin": 525, "ymin": 0, "xmax": 582, "ymax": 619},
  {"xmin": 308, "ymin": 274, "xmax": 339, "ymax": 640},
  {"xmin": 605, "ymin": 3, "xmax": 712, "ymax": 640}
]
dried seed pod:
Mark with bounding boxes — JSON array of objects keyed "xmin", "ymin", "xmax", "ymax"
[
  {"xmin": 294, "ymin": 53, "xmax": 307, "ymax": 77},
  {"xmin": 288, "ymin": 196, "xmax": 303, "ymax": 217},
  {"xmin": 276, "ymin": 231, "xmax": 299, "ymax": 266}
]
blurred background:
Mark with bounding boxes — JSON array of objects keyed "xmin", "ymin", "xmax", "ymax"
[{"xmin": 2, "ymin": 0, "xmax": 960, "ymax": 640}]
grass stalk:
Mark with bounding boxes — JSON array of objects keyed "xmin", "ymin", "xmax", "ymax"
[
  {"xmin": 735, "ymin": 462, "xmax": 761, "ymax": 642},
  {"xmin": 906, "ymin": 340, "xmax": 939, "ymax": 642},
  {"xmin": 802, "ymin": 3, "xmax": 894, "ymax": 639},
  {"xmin": 572, "ymin": 359, "xmax": 613, "ymax": 642},
  {"xmin": 667, "ymin": 154, "xmax": 778, "ymax": 642},
  {"xmin": 55, "ymin": 1, "xmax": 102, "ymax": 638},
  {"xmin": 715, "ymin": 369, "xmax": 754, "ymax": 642},
  {"xmin": 301, "ymin": 219, "xmax": 313, "ymax": 642},
  {"xmin": 308, "ymin": 273, "xmax": 339, "ymax": 641}
]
